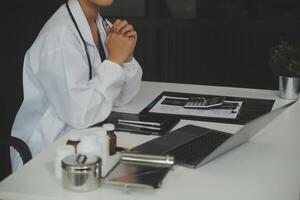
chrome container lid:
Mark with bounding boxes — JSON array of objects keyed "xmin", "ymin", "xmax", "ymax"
[{"xmin": 62, "ymin": 154, "xmax": 102, "ymax": 171}]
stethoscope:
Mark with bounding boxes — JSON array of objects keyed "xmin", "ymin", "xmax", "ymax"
[{"xmin": 66, "ymin": 1, "xmax": 109, "ymax": 80}]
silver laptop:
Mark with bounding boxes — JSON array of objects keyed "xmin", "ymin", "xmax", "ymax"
[{"xmin": 131, "ymin": 101, "xmax": 295, "ymax": 168}]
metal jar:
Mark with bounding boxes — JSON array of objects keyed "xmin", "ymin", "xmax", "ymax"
[
  {"xmin": 279, "ymin": 76, "xmax": 300, "ymax": 100},
  {"xmin": 61, "ymin": 154, "xmax": 102, "ymax": 192}
]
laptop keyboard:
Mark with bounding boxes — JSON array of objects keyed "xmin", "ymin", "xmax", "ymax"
[{"xmin": 167, "ymin": 132, "xmax": 231, "ymax": 166}]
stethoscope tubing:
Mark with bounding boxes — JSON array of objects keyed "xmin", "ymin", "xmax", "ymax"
[{"xmin": 66, "ymin": 1, "xmax": 93, "ymax": 80}]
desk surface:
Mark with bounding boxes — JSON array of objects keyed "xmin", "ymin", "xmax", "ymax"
[{"xmin": 1, "ymin": 81, "xmax": 300, "ymax": 200}]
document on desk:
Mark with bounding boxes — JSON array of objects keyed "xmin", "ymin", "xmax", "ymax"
[{"xmin": 149, "ymin": 96, "xmax": 243, "ymax": 119}]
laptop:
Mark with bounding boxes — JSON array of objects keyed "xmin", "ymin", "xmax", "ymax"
[{"xmin": 131, "ymin": 101, "xmax": 295, "ymax": 168}]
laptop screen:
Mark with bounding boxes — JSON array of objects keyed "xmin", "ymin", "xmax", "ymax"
[{"xmin": 199, "ymin": 101, "xmax": 295, "ymax": 167}]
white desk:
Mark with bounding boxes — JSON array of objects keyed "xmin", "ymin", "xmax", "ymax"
[{"xmin": 1, "ymin": 81, "xmax": 300, "ymax": 200}]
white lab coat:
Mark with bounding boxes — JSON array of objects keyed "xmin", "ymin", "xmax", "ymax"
[{"xmin": 11, "ymin": 0, "xmax": 142, "ymax": 170}]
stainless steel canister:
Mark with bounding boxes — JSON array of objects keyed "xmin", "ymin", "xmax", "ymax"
[
  {"xmin": 61, "ymin": 154, "xmax": 102, "ymax": 192},
  {"xmin": 279, "ymin": 76, "xmax": 300, "ymax": 100}
]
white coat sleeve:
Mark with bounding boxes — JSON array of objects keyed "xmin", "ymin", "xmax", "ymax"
[
  {"xmin": 113, "ymin": 58, "xmax": 143, "ymax": 107},
  {"xmin": 35, "ymin": 46, "xmax": 141, "ymax": 129}
]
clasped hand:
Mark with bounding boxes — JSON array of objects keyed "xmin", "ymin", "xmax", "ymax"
[{"xmin": 105, "ymin": 19, "xmax": 137, "ymax": 65}]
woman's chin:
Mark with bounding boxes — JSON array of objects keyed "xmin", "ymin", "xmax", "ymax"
[{"xmin": 98, "ymin": 0, "xmax": 114, "ymax": 7}]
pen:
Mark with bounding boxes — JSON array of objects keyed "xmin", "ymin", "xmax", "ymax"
[
  {"xmin": 101, "ymin": 18, "xmax": 112, "ymax": 32},
  {"xmin": 116, "ymin": 127, "xmax": 159, "ymax": 135},
  {"xmin": 118, "ymin": 122, "xmax": 161, "ymax": 130}
]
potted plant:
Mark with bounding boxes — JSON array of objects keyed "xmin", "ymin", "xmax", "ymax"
[{"xmin": 269, "ymin": 40, "xmax": 300, "ymax": 99}]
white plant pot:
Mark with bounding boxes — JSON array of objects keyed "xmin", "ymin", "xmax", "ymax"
[{"xmin": 279, "ymin": 76, "xmax": 300, "ymax": 100}]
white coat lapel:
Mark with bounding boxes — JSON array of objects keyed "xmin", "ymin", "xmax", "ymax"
[{"xmin": 67, "ymin": 0, "xmax": 95, "ymax": 46}]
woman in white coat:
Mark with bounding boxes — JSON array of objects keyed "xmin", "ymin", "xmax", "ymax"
[{"xmin": 11, "ymin": 0, "xmax": 143, "ymax": 170}]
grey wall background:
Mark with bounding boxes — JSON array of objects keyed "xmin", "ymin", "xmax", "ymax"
[{"xmin": 101, "ymin": 0, "xmax": 300, "ymax": 89}]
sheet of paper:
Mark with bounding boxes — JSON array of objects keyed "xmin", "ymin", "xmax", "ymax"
[{"xmin": 149, "ymin": 96, "xmax": 242, "ymax": 119}]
